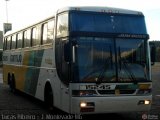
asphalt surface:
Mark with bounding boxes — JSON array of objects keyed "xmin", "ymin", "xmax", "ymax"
[{"xmin": 0, "ymin": 65, "xmax": 160, "ymax": 120}]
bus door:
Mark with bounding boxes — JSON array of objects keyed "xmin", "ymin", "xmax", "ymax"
[{"xmin": 56, "ymin": 37, "xmax": 71, "ymax": 112}]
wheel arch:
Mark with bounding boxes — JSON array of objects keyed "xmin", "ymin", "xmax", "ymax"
[
  {"xmin": 7, "ymin": 72, "xmax": 11, "ymax": 85},
  {"xmin": 44, "ymin": 80, "xmax": 54, "ymax": 104}
]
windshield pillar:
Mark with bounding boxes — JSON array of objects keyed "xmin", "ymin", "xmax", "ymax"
[{"xmin": 114, "ymin": 38, "xmax": 119, "ymax": 82}]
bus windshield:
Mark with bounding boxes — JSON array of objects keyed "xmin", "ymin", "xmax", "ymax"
[
  {"xmin": 70, "ymin": 12, "xmax": 147, "ymax": 34},
  {"xmin": 73, "ymin": 37, "xmax": 150, "ymax": 83}
]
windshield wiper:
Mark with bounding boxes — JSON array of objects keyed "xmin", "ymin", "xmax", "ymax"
[
  {"xmin": 118, "ymin": 47, "xmax": 137, "ymax": 84},
  {"xmin": 96, "ymin": 46, "xmax": 113, "ymax": 84},
  {"xmin": 121, "ymin": 60, "xmax": 138, "ymax": 84}
]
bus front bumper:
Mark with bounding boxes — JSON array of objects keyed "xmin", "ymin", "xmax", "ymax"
[{"xmin": 71, "ymin": 95, "xmax": 152, "ymax": 114}]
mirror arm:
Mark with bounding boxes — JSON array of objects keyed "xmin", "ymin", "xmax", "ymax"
[{"xmin": 72, "ymin": 46, "xmax": 75, "ymax": 63}]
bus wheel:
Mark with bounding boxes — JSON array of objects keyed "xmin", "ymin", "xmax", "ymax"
[
  {"xmin": 9, "ymin": 75, "xmax": 16, "ymax": 93},
  {"xmin": 44, "ymin": 83, "xmax": 53, "ymax": 110}
]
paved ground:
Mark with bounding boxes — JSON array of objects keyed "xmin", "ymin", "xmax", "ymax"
[
  {"xmin": 150, "ymin": 63, "xmax": 160, "ymax": 115},
  {"xmin": 0, "ymin": 69, "xmax": 2, "ymax": 84}
]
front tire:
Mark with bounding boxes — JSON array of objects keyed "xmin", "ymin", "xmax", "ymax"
[{"xmin": 44, "ymin": 83, "xmax": 53, "ymax": 110}]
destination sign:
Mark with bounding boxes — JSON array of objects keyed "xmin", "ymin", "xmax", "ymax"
[{"xmin": 117, "ymin": 34, "xmax": 149, "ymax": 39}]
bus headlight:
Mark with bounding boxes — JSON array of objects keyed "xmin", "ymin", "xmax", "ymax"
[
  {"xmin": 144, "ymin": 100, "xmax": 150, "ymax": 105},
  {"xmin": 80, "ymin": 102, "xmax": 87, "ymax": 108}
]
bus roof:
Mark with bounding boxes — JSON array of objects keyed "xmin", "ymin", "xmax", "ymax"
[{"xmin": 57, "ymin": 6, "xmax": 143, "ymax": 15}]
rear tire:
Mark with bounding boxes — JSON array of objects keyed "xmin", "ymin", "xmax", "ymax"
[{"xmin": 9, "ymin": 74, "xmax": 16, "ymax": 93}]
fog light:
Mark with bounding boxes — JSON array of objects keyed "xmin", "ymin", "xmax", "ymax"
[
  {"xmin": 80, "ymin": 102, "xmax": 87, "ymax": 108},
  {"xmin": 80, "ymin": 102, "xmax": 95, "ymax": 112},
  {"xmin": 138, "ymin": 100, "xmax": 151, "ymax": 105},
  {"xmin": 144, "ymin": 100, "xmax": 150, "ymax": 105}
]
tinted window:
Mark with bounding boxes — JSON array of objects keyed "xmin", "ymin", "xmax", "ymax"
[{"xmin": 70, "ymin": 12, "xmax": 147, "ymax": 34}]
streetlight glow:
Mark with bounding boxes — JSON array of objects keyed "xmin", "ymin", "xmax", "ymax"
[{"xmin": 5, "ymin": 0, "xmax": 9, "ymax": 23}]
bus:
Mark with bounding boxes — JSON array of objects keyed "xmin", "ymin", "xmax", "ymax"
[{"xmin": 3, "ymin": 7, "xmax": 152, "ymax": 114}]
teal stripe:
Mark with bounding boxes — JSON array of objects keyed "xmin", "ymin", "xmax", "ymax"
[{"xmin": 24, "ymin": 49, "xmax": 44, "ymax": 96}]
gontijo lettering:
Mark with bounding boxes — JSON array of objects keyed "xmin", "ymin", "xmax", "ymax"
[{"xmin": 10, "ymin": 54, "xmax": 22, "ymax": 62}]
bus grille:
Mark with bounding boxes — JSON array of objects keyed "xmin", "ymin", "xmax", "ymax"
[{"xmin": 97, "ymin": 90, "xmax": 136, "ymax": 95}]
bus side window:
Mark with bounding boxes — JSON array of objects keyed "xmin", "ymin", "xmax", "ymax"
[
  {"xmin": 6, "ymin": 36, "xmax": 11, "ymax": 50},
  {"xmin": 3, "ymin": 38, "xmax": 7, "ymax": 50},
  {"xmin": 32, "ymin": 27, "xmax": 37, "ymax": 46},
  {"xmin": 42, "ymin": 23, "xmax": 47, "ymax": 44},
  {"xmin": 42, "ymin": 20, "xmax": 54, "ymax": 45},
  {"xmin": 11, "ymin": 34, "xmax": 17, "ymax": 49},
  {"xmin": 56, "ymin": 13, "xmax": 68, "ymax": 38},
  {"xmin": 24, "ymin": 29, "xmax": 31, "ymax": 47},
  {"xmin": 17, "ymin": 32, "xmax": 23, "ymax": 48},
  {"xmin": 31, "ymin": 27, "xmax": 40, "ymax": 46},
  {"xmin": 47, "ymin": 20, "xmax": 54, "ymax": 43}
]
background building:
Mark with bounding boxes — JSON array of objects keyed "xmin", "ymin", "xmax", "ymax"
[
  {"xmin": 150, "ymin": 41, "xmax": 160, "ymax": 62},
  {"xmin": 0, "ymin": 31, "xmax": 3, "ymax": 49},
  {"xmin": 0, "ymin": 31, "xmax": 3, "ymax": 66}
]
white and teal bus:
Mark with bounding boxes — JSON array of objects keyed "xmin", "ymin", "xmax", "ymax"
[{"xmin": 3, "ymin": 7, "xmax": 152, "ymax": 114}]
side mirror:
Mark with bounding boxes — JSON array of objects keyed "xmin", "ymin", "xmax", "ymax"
[{"xmin": 150, "ymin": 45, "xmax": 156, "ymax": 65}]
